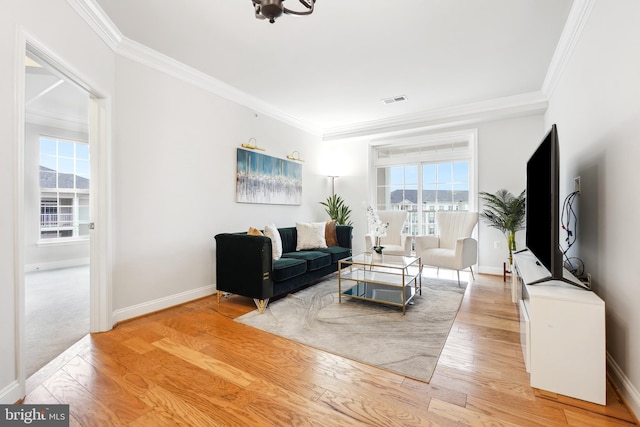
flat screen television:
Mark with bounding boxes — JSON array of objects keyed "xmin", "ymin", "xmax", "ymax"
[
  {"xmin": 525, "ymin": 124, "xmax": 564, "ymax": 283},
  {"xmin": 524, "ymin": 124, "xmax": 589, "ymax": 289}
]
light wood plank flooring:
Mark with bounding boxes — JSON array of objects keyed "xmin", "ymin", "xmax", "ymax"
[{"xmin": 23, "ymin": 272, "xmax": 638, "ymax": 426}]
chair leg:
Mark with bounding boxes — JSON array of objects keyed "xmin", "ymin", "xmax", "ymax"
[
  {"xmin": 456, "ymin": 270, "xmax": 461, "ymax": 287},
  {"xmin": 469, "ymin": 265, "xmax": 475, "ymax": 280}
]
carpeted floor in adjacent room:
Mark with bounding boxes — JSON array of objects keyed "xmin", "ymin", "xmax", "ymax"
[{"xmin": 25, "ymin": 265, "xmax": 90, "ymax": 378}]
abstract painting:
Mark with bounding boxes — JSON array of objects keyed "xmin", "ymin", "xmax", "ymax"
[{"xmin": 236, "ymin": 148, "xmax": 302, "ymax": 205}]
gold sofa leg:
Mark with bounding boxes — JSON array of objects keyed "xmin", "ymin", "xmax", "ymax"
[
  {"xmin": 217, "ymin": 291, "xmax": 230, "ymax": 304},
  {"xmin": 253, "ymin": 298, "xmax": 269, "ymax": 314}
]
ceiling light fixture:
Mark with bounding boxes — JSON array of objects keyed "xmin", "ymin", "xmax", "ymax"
[{"xmin": 253, "ymin": 0, "xmax": 316, "ymax": 24}]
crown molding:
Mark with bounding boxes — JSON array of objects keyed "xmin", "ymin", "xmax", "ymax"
[
  {"xmin": 69, "ymin": 0, "xmax": 321, "ymax": 136},
  {"xmin": 542, "ymin": 0, "xmax": 597, "ymax": 98},
  {"xmin": 115, "ymin": 38, "xmax": 321, "ymax": 135},
  {"xmin": 321, "ymin": 92, "xmax": 549, "ymax": 142},
  {"xmin": 70, "ymin": 0, "xmax": 574, "ymax": 141},
  {"xmin": 67, "ymin": 0, "xmax": 122, "ymax": 51},
  {"xmin": 26, "ymin": 111, "xmax": 88, "ymax": 133}
]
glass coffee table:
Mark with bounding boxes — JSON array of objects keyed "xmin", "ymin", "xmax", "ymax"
[{"xmin": 338, "ymin": 252, "xmax": 422, "ymax": 314}]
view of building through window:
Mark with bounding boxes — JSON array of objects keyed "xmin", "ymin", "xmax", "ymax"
[
  {"xmin": 376, "ymin": 161, "xmax": 470, "ymax": 235},
  {"xmin": 39, "ymin": 136, "xmax": 90, "ymax": 240},
  {"xmin": 373, "ymin": 133, "xmax": 475, "ymax": 236}
]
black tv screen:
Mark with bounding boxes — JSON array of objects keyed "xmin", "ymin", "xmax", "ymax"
[{"xmin": 525, "ymin": 124, "xmax": 563, "ymax": 280}]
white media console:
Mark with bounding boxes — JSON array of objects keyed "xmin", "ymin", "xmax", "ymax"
[{"xmin": 513, "ymin": 250, "xmax": 606, "ymax": 405}]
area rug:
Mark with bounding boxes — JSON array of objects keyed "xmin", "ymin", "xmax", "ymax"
[{"xmin": 235, "ymin": 275, "xmax": 467, "ymax": 382}]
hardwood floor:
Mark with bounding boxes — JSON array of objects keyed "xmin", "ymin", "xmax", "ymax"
[{"xmin": 23, "ymin": 272, "xmax": 638, "ymax": 426}]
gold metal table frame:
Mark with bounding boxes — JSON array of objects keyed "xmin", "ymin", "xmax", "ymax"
[{"xmin": 338, "ymin": 252, "xmax": 422, "ymax": 314}]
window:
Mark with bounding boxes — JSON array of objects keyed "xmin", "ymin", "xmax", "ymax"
[
  {"xmin": 39, "ymin": 137, "xmax": 90, "ymax": 240},
  {"xmin": 372, "ymin": 130, "xmax": 477, "ymax": 236}
]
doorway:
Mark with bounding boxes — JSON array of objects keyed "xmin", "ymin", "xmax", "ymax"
[
  {"xmin": 19, "ymin": 40, "xmax": 112, "ymax": 386},
  {"xmin": 23, "ymin": 52, "xmax": 91, "ymax": 376}
]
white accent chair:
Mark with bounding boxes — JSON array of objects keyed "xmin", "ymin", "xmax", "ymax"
[
  {"xmin": 414, "ymin": 211, "xmax": 478, "ymax": 285},
  {"xmin": 364, "ymin": 210, "xmax": 412, "ymax": 256}
]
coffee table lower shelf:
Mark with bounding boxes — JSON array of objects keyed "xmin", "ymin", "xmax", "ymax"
[
  {"xmin": 341, "ymin": 281, "xmax": 417, "ymax": 313},
  {"xmin": 338, "ymin": 253, "xmax": 422, "ymax": 315}
]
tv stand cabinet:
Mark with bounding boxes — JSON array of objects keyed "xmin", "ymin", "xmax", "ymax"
[{"xmin": 513, "ymin": 251, "xmax": 606, "ymax": 405}]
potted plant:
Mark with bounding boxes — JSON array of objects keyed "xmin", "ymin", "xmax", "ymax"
[
  {"xmin": 366, "ymin": 206, "xmax": 388, "ymax": 254},
  {"xmin": 479, "ymin": 189, "xmax": 526, "ymax": 266},
  {"xmin": 319, "ymin": 194, "xmax": 353, "ymax": 225}
]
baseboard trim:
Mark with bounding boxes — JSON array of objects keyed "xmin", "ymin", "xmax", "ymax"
[
  {"xmin": 25, "ymin": 258, "xmax": 89, "ymax": 272},
  {"xmin": 608, "ymin": 353, "xmax": 640, "ymax": 421},
  {"xmin": 0, "ymin": 380, "xmax": 24, "ymax": 404},
  {"xmin": 478, "ymin": 266, "xmax": 504, "ymax": 276},
  {"xmin": 112, "ymin": 284, "xmax": 216, "ymax": 324}
]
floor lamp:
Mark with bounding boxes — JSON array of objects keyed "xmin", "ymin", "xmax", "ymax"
[{"xmin": 328, "ymin": 175, "xmax": 338, "ymax": 196}]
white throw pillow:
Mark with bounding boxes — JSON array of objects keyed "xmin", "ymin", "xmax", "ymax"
[
  {"xmin": 264, "ymin": 224, "xmax": 282, "ymax": 260},
  {"xmin": 296, "ymin": 222, "xmax": 328, "ymax": 250}
]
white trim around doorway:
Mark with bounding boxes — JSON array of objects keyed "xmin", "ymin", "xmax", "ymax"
[{"xmin": 8, "ymin": 28, "xmax": 114, "ymax": 403}]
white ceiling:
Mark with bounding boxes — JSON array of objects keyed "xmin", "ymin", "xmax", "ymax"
[
  {"xmin": 25, "ymin": 57, "xmax": 89, "ymax": 132},
  {"xmin": 28, "ymin": 0, "xmax": 575, "ymax": 135}
]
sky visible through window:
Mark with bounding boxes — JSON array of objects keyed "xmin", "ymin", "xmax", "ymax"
[
  {"xmin": 387, "ymin": 162, "xmax": 469, "ymax": 193},
  {"xmin": 40, "ymin": 137, "xmax": 90, "ymax": 186}
]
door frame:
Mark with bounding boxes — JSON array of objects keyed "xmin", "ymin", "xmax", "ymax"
[{"xmin": 15, "ymin": 31, "xmax": 113, "ymax": 396}]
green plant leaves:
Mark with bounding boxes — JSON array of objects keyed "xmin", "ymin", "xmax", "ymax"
[
  {"xmin": 479, "ymin": 189, "xmax": 525, "ymax": 259},
  {"xmin": 319, "ymin": 194, "xmax": 353, "ymax": 225},
  {"xmin": 479, "ymin": 189, "xmax": 526, "ymax": 234}
]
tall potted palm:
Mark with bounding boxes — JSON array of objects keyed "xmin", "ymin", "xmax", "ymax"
[{"xmin": 479, "ymin": 189, "xmax": 526, "ymax": 266}]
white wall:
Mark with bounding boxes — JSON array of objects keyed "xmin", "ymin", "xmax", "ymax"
[
  {"xmin": 320, "ymin": 139, "xmax": 370, "ymax": 255},
  {"xmin": 111, "ymin": 56, "xmax": 325, "ymax": 312},
  {"xmin": 24, "ymin": 123, "xmax": 90, "ymax": 271},
  {"xmin": 1, "ymin": 0, "xmax": 116, "ymax": 404},
  {"xmin": 476, "ymin": 116, "xmax": 546, "ymax": 273},
  {"xmin": 0, "ymin": 21, "xmax": 18, "ymax": 403},
  {"xmin": 544, "ymin": 0, "xmax": 640, "ymax": 415}
]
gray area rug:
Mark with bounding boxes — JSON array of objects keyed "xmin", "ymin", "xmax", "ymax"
[
  {"xmin": 236, "ymin": 275, "xmax": 467, "ymax": 382},
  {"xmin": 25, "ymin": 266, "xmax": 90, "ymax": 377}
]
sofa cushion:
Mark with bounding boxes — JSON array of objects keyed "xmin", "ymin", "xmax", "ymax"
[
  {"xmin": 272, "ymin": 257, "xmax": 307, "ymax": 282},
  {"xmin": 282, "ymin": 251, "xmax": 331, "ymax": 271},
  {"xmin": 278, "ymin": 227, "xmax": 297, "ymax": 253},
  {"xmin": 316, "ymin": 246, "xmax": 351, "ymax": 263}
]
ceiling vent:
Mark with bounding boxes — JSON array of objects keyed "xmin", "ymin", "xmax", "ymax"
[{"xmin": 381, "ymin": 95, "xmax": 408, "ymax": 105}]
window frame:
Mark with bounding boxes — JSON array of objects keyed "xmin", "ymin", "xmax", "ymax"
[
  {"xmin": 38, "ymin": 135, "xmax": 91, "ymax": 243},
  {"xmin": 369, "ymin": 129, "xmax": 478, "ymax": 236}
]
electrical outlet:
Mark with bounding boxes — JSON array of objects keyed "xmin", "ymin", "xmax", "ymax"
[
  {"xmin": 574, "ymin": 176, "xmax": 581, "ymax": 194},
  {"xmin": 494, "ymin": 241, "xmax": 501, "ymax": 249}
]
